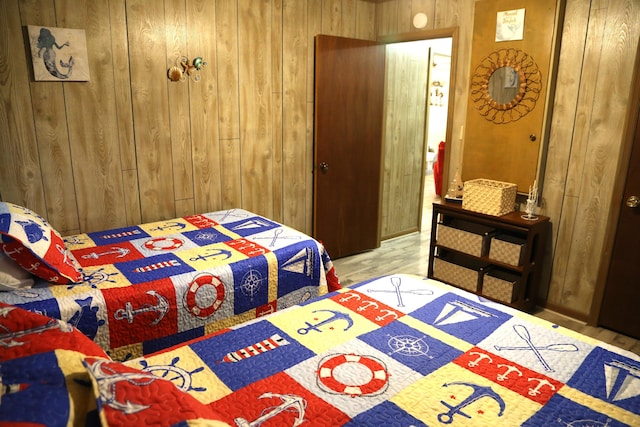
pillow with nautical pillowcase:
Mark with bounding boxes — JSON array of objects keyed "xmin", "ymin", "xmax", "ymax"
[
  {"xmin": 0, "ymin": 251, "xmax": 35, "ymax": 290},
  {"xmin": 0, "ymin": 202, "xmax": 83, "ymax": 284}
]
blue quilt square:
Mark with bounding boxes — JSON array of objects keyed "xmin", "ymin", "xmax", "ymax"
[
  {"xmin": 115, "ymin": 253, "xmax": 194, "ymax": 284},
  {"xmin": 0, "ymin": 352, "xmax": 78, "ymax": 426},
  {"xmin": 230, "ymin": 257, "xmax": 269, "ymax": 313},
  {"xmin": 567, "ymin": 346, "xmax": 640, "ymax": 413},
  {"xmin": 275, "ymin": 241, "xmax": 321, "ymax": 297},
  {"xmin": 411, "ymin": 292, "xmax": 511, "ymax": 344},
  {"xmin": 345, "ymin": 401, "xmax": 427, "ymax": 427},
  {"xmin": 88, "ymin": 225, "xmax": 149, "ymax": 245},
  {"xmin": 190, "ymin": 321, "xmax": 314, "ymax": 391},
  {"xmin": 182, "ymin": 227, "xmax": 233, "ymax": 246},
  {"xmin": 522, "ymin": 394, "xmax": 629, "ymax": 426},
  {"xmin": 17, "ymin": 298, "xmax": 61, "ymax": 322},
  {"xmin": 358, "ymin": 320, "xmax": 463, "ymax": 375},
  {"xmin": 142, "ymin": 327, "xmax": 204, "ymax": 355},
  {"xmin": 222, "ymin": 216, "xmax": 280, "ymax": 237}
]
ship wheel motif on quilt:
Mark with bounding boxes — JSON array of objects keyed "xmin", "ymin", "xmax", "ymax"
[{"xmin": 137, "ymin": 357, "xmax": 206, "ymax": 393}]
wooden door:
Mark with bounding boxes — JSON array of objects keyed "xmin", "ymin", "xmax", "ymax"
[
  {"xmin": 598, "ymin": 99, "xmax": 640, "ymax": 339},
  {"xmin": 313, "ymin": 35, "xmax": 385, "ymax": 259},
  {"xmin": 462, "ymin": 0, "xmax": 564, "ymax": 191}
]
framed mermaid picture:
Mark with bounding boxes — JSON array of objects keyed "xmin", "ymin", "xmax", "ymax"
[{"xmin": 27, "ymin": 25, "xmax": 90, "ymax": 82}]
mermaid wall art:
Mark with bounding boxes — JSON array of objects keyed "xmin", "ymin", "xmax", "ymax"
[{"xmin": 28, "ymin": 25, "xmax": 90, "ymax": 81}]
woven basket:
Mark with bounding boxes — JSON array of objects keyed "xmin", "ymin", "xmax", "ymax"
[{"xmin": 462, "ymin": 179, "xmax": 517, "ymax": 216}]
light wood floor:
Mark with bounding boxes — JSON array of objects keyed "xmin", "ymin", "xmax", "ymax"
[{"xmin": 332, "ymin": 174, "xmax": 640, "ymax": 356}]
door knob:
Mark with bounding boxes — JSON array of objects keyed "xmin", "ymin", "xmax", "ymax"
[
  {"xmin": 626, "ymin": 195, "xmax": 640, "ymax": 208},
  {"xmin": 319, "ymin": 162, "xmax": 329, "ymax": 172}
]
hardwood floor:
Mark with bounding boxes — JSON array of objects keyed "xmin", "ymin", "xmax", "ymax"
[{"xmin": 332, "ymin": 173, "xmax": 640, "ymax": 356}]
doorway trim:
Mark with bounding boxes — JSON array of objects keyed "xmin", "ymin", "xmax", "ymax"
[{"xmin": 378, "ymin": 27, "xmax": 459, "ymax": 234}]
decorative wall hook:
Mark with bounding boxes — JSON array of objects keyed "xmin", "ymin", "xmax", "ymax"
[{"xmin": 167, "ymin": 55, "xmax": 206, "ymax": 82}]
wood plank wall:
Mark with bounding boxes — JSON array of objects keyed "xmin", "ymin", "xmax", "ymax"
[
  {"xmin": 1, "ymin": 0, "xmax": 638, "ymax": 320},
  {"xmin": 0, "ymin": 0, "xmax": 378, "ymax": 237}
]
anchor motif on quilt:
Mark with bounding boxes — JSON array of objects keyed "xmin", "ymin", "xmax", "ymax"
[
  {"xmin": 527, "ymin": 377, "xmax": 556, "ymax": 396},
  {"xmin": 86, "ymin": 359, "xmax": 158, "ymax": 414},
  {"xmin": 0, "ymin": 317, "xmax": 73, "ymax": 347},
  {"xmin": 149, "ymin": 221, "xmax": 186, "ymax": 232},
  {"xmin": 438, "ymin": 382, "xmax": 505, "ymax": 424},
  {"xmin": 496, "ymin": 364, "xmax": 523, "ymax": 382},
  {"xmin": 357, "ymin": 300, "xmax": 380, "ymax": 312},
  {"xmin": 234, "ymin": 393, "xmax": 306, "ymax": 427},
  {"xmin": 367, "ymin": 276, "xmax": 433, "ymax": 307},
  {"xmin": 297, "ymin": 309, "xmax": 353, "ymax": 335},
  {"xmin": 375, "ymin": 309, "xmax": 399, "ymax": 322},
  {"xmin": 339, "ymin": 292, "xmax": 361, "ymax": 303},
  {"xmin": 81, "ymin": 246, "xmax": 130, "ymax": 260},
  {"xmin": 114, "ymin": 290, "xmax": 169, "ymax": 325},
  {"xmin": 189, "ymin": 248, "xmax": 233, "ymax": 262},
  {"xmin": 467, "ymin": 351, "xmax": 493, "ymax": 368}
]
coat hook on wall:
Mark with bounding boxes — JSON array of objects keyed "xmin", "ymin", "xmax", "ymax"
[{"xmin": 167, "ymin": 56, "xmax": 206, "ymax": 82}]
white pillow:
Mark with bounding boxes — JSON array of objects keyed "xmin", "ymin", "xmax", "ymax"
[{"xmin": 0, "ymin": 251, "xmax": 35, "ymax": 291}]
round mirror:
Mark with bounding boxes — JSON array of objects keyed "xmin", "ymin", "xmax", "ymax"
[{"xmin": 488, "ymin": 66, "xmax": 521, "ymax": 105}]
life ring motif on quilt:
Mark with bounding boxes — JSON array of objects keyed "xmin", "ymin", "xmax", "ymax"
[
  {"xmin": 144, "ymin": 237, "xmax": 184, "ymax": 251},
  {"xmin": 317, "ymin": 353, "xmax": 389, "ymax": 397},
  {"xmin": 185, "ymin": 273, "xmax": 225, "ymax": 318}
]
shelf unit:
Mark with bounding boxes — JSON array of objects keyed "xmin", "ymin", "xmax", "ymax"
[{"xmin": 427, "ymin": 200, "xmax": 549, "ymax": 312}]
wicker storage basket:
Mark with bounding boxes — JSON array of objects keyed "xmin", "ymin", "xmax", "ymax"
[
  {"xmin": 462, "ymin": 179, "xmax": 517, "ymax": 216},
  {"xmin": 432, "ymin": 253, "xmax": 488, "ymax": 293},
  {"xmin": 489, "ymin": 234, "xmax": 526, "ymax": 266},
  {"xmin": 437, "ymin": 220, "xmax": 495, "ymax": 257},
  {"xmin": 482, "ymin": 270, "xmax": 519, "ymax": 303}
]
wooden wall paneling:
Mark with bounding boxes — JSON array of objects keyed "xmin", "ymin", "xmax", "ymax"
[
  {"xmin": 395, "ymin": 0, "xmax": 414, "ymax": 34},
  {"xmin": 271, "ymin": 0, "xmax": 284, "ymax": 223},
  {"xmin": 0, "ymin": 1, "xmax": 46, "ymax": 212},
  {"xmin": 216, "ymin": 0, "xmax": 242, "ymax": 210},
  {"xmin": 554, "ymin": 0, "xmax": 640, "ymax": 315},
  {"xmin": 188, "ymin": 0, "xmax": 221, "ymax": 215},
  {"xmin": 239, "ymin": 0, "xmax": 274, "ymax": 217},
  {"xmin": 165, "ymin": 0, "xmax": 194, "ymax": 211},
  {"xmin": 440, "ymin": 0, "xmax": 474, "ymax": 185},
  {"xmin": 376, "ymin": 1, "xmax": 400, "ymax": 36},
  {"xmin": 108, "ymin": 0, "xmax": 140, "ymax": 227},
  {"xmin": 282, "ymin": 0, "xmax": 307, "ymax": 230},
  {"xmin": 540, "ymin": 0, "xmax": 590, "ymax": 304},
  {"xmin": 126, "ymin": 0, "xmax": 175, "ymax": 223},
  {"xmin": 58, "ymin": 0, "xmax": 127, "ymax": 233},
  {"xmin": 321, "ymin": 0, "xmax": 342, "ymax": 36},
  {"xmin": 354, "ymin": 0, "xmax": 376, "ymax": 40},
  {"xmin": 19, "ymin": 0, "xmax": 78, "ymax": 233},
  {"xmin": 341, "ymin": 0, "xmax": 357, "ymax": 38},
  {"xmin": 548, "ymin": 2, "xmax": 604, "ymax": 310}
]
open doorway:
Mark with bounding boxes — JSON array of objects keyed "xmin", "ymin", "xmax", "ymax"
[{"xmin": 379, "ymin": 36, "xmax": 453, "ymax": 240}]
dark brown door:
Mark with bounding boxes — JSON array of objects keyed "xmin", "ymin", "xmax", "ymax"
[
  {"xmin": 313, "ymin": 35, "xmax": 385, "ymax": 259},
  {"xmin": 598, "ymin": 98, "xmax": 640, "ymax": 339}
]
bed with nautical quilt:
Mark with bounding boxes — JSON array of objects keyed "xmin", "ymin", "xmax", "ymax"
[
  {"xmin": 2, "ymin": 274, "xmax": 638, "ymax": 426},
  {"xmin": 0, "ymin": 202, "xmax": 338, "ymax": 361}
]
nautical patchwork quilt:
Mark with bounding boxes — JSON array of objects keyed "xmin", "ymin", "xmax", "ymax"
[
  {"xmin": 121, "ymin": 274, "xmax": 640, "ymax": 426},
  {"xmin": 0, "ymin": 209, "xmax": 338, "ymax": 361}
]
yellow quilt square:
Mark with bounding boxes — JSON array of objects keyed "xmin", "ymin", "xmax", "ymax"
[
  {"xmin": 268, "ymin": 298, "xmax": 378, "ymax": 354},
  {"xmin": 391, "ymin": 362, "xmax": 540, "ymax": 426},
  {"xmin": 177, "ymin": 243, "xmax": 246, "ymax": 270},
  {"xmin": 126, "ymin": 345, "xmax": 231, "ymax": 404}
]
